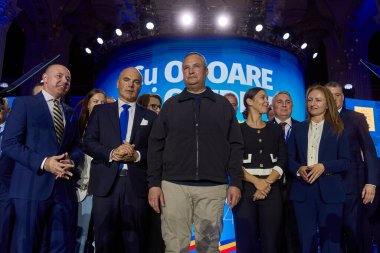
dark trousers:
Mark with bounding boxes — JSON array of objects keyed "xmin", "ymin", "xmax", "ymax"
[
  {"xmin": 0, "ymin": 194, "xmax": 14, "ymax": 253},
  {"xmin": 342, "ymin": 192, "xmax": 362, "ymax": 253},
  {"xmin": 233, "ymin": 181, "xmax": 282, "ymax": 253},
  {"xmin": 292, "ymin": 184, "xmax": 343, "ymax": 253},
  {"xmin": 362, "ymin": 187, "xmax": 380, "ymax": 253},
  {"xmin": 280, "ymin": 178, "xmax": 301, "ymax": 253},
  {"xmin": 92, "ymin": 176, "xmax": 150, "ymax": 253},
  {"xmin": 10, "ymin": 180, "xmax": 77, "ymax": 253},
  {"xmin": 147, "ymin": 210, "xmax": 165, "ymax": 253}
]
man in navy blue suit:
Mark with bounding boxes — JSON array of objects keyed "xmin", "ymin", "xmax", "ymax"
[
  {"xmin": 0, "ymin": 98, "xmax": 15, "ymax": 253},
  {"xmin": 326, "ymin": 82, "xmax": 378, "ymax": 253},
  {"xmin": 2, "ymin": 64, "xmax": 82, "ymax": 253},
  {"xmin": 269, "ymin": 91, "xmax": 301, "ymax": 253},
  {"xmin": 83, "ymin": 67, "xmax": 157, "ymax": 253}
]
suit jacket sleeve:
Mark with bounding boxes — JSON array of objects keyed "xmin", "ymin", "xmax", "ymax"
[
  {"xmin": 2, "ymin": 98, "xmax": 45, "ymax": 173},
  {"xmin": 83, "ymin": 106, "xmax": 115, "ymax": 164},
  {"xmin": 356, "ymin": 113, "xmax": 378, "ymax": 185}
]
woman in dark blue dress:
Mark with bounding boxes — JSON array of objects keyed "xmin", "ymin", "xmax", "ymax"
[{"xmin": 233, "ymin": 87, "xmax": 287, "ymax": 253}]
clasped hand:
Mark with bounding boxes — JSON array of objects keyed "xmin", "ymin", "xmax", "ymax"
[
  {"xmin": 44, "ymin": 152, "xmax": 74, "ymax": 180},
  {"xmin": 298, "ymin": 163, "xmax": 325, "ymax": 184},
  {"xmin": 112, "ymin": 142, "xmax": 137, "ymax": 162},
  {"xmin": 253, "ymin": 179, "xmax": 272, "ymax": 201}
]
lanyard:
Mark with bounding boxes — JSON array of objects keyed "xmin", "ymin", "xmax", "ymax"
[{"xmin": 285, "ymin": 126, "xmax": 292, "ymax": 142}]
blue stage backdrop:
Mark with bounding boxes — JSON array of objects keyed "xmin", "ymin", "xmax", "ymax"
[
  {"xmin": 95, "ymin": 35, "xmax": 306, "ymax": 122},
  {"xmin": 95, "ymin": 35, "xmax": 306, "ymax": 252}
]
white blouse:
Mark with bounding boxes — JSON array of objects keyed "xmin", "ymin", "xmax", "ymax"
[{"xmin": 307, "ymin": 120, "xmax": 324, "ymax": 166}]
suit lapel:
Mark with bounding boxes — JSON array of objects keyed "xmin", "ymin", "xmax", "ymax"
[
  {"xmin": 37, "ymin": 93, "xmax": 58, "ymax": 144},
  {"xmin": 301, "ymin": 122, "xmax": 309, "ymax": 162},
  {"xmin": 318, "ymin": 121, "xmax": 330, "ymax": 161},
  {"xmin": 60, "ymin": 103, "xmax": 73, "ymax": 147},
  {"xmin": 109, "ymin": 102, "xmax": 121, "ymax": 142},
  {"xmin": 130, "ymin": 105, "xmax": 143, "ymax": 143}
]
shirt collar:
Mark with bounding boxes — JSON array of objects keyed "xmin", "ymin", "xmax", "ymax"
[
  {"xmin": 41, "ymin": 89, "xmax": 61, "ymax": 103},
  {"xmin": 118, "ymin": 99, "xmax": 136, "ymax": 110},
  {"xmin": 274, "ymin": 117, "xmax": 292, "ymax": 126},
  {"xmin": 310, "ymin": 119, "xmax": 324, "ymax": 127},
  {"xmin": 178, "ymin": 87, "xmax": 216, "ymax": 102}
]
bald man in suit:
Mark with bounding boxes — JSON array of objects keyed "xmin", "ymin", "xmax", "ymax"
[
  {"xmin": 84, "ymin": 67, "xmax": 156, "ymax": 253},
  {"xmin": 2, "ymin": 64, "xmax": 82, "ymax": 253}
]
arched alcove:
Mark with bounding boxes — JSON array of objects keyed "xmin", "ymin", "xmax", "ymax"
[
  {"xmin": 2, "ymin": 22, "xmax": 26, "ymax": 92},
  {"xmin": 368, "ymin": 31, "xmax": 380, "ymax": 100},
  {"xmin": 68, "ymin": 36, "xmax": 95, "ymax": 96},
  {"xmin": 304, "ymin": 42, "xmax": 328, "ymax": 88}
]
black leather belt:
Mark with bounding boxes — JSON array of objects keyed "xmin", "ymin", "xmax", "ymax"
[{"xmin": 119, "ymin": 170, "xmax": 128, "ymax": 177}]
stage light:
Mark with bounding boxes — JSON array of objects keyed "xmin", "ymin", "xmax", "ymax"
[
  {"xmin": 85, "ymin": 48, "xmax": 92, "ymax": 54},
  {"xmin": 282, "ymin": 33, "xmax": 290, "ymax": 40},
  {"xmin": 301, "ymin": 42, "xmax": 307, "ymax": 49},
  {"xmin": 146, "ymin": 21, "xmax": 155, "ymax": 30},
  {"xmin": 217, "ymin": 14, "xmax": 230, "ymax": 28},
  {"xmin": 115, "ymin": 28, "xmax": 122, "ymax": 36},
  {"xmin": 344, "ymin": 84, "xmax": 353, "ymax": 89},
  {"xmin": 0, "ymin": 82, "xmax": 9, "ymax": 88},
  {"xmin": 255, "ymin": 24, "xmax": 263, "ymax": 32},
  {"xmin": 180, "ymin": 11, "xmax": 194, "ymax": 27},
  {"xmin": 312, "ymin": 52, "xmax": 318, "ymax": 59},
  {"xmin": 97, "ymin": 37, "xmax": 104, "ymax": 45}
]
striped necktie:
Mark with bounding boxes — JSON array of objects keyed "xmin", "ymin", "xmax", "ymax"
[{"xmin": 53, "ymin": 99, "xmax": 64, "ymax": 144}]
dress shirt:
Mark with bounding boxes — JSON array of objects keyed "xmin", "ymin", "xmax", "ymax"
[
  {"xmin": 307, "ymin": 120, "xmax": 324, "ymax": 166},
  {"xmin": 111, "ymin": 99, "xmax": 140, "ymax": 170},
  {"xmin": 41, "ymin": 89, "xmax": 66, "ymax": 126}
]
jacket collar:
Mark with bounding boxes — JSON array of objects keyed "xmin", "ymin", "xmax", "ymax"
[{"xmin": 177, "ymin": 87, "xmax": 216, "ymax": 102}]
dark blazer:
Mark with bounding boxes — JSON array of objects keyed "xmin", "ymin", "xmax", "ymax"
[
  {"xmin": 287, "ymin": 120, "xmax": 350, "ymax": 203},
  {"xmin": 0, "ymin": 155, "xmax": 14, "ymax": 197},
  {"xmin": 83, "ymin": 102, "xmax": 156, "ymax": 198},
  {"xmin": 340, "ymin": 108, "xmax": 378, "ymax": 192},
  {"xmin": 2, "ymin": 92, "xmax": 82, "ymax": 200}
]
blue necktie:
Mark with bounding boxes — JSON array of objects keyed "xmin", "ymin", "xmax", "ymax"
[{"xmin": 119, "ymin": 104, "xmax": 130, "ymax": 171}]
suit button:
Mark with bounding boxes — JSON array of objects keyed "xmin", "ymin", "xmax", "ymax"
[
  {"xmin": 260, "ymin": 164, "xmax": 263, "ymax": 168},
  {"xmin": 259, "ymin": 150, "xmax": 263, "ymax": 154},
  {"xmin": 258, "ymin": 139, "xmax": 262, "ymax": 142}
]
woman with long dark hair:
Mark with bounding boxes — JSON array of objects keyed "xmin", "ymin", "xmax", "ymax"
[
  {"xmin": 76, "ymin": 88, "xmax": 106, "ymax": 253},
  {"xmin": 233, "ymin": 87, "xmax": 287, "ymax": 252},
  {"xmin": 287, "ymin": 85, "xmax": 350, "ymax": 253}
]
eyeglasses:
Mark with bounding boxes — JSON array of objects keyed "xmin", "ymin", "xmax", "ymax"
[{"xmin": 148, "ymin": 104, "xmax": 161, "ymax": 110}]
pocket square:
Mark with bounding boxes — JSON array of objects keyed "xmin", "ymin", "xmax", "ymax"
[{"xmin": 140, "ymin": 118, "xmax": 149, "ymax": 126}]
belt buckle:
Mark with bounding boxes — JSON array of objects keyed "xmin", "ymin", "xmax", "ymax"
[{"xmin": 119, "ymin": 170, "xmax": 128, "ymax": 177}]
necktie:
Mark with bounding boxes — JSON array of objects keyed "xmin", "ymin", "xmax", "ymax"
[
  {"xmin": 279, "ymin": 122, "xmax": 287, "ymax": 137},
  {"xmin": 53, "ymin": 99, "xmax": 64, "ymax": 144},
  {"xmin": 119, "ymin": 104, "xmax": 130, "ymax": 143},
  {"xmin": 119, "ymin": 104, "xmax": 130, "ymax": 172}
]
